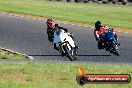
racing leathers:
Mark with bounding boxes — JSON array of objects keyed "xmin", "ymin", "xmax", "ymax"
[
  {"xmin": 47, "ymin": 24, "xmax": 73, "ymax": 42},
  {"xmin": 94, "ymin": 26, "xmax": 118, "ymax": 50}
]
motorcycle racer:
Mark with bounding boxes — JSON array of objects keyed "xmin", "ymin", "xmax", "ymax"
[
  {"xmin": 94, "ymin": 21, "xmax": 118, "ymax": 50},
  {"xmin": 46, "ymin": 18, "xmax": 78, "ymax": 56},
  {"xmin": 46, "ymin": 18, "xmax": 74, "ymax": 42}
]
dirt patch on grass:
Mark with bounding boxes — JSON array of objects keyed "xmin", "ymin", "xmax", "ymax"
[{"xmin": 2, "ymin": 73, "xmax": 32, "ymax": 84}]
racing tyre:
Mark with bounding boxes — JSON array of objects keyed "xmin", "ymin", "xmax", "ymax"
[
  {"xmin": 112, "ymin": 0, "xmax": 118, "ymax": 4},
  {"xmin": 63, "ymin": 45, "xmax": 75, "ymax": 61},
  {"xmin": 110, "ymin": 42, "xmax": 119, "ymax": 56},
  {"xmin": 122, "ymin": 0, "xmax": 127, "ymax": 5}
]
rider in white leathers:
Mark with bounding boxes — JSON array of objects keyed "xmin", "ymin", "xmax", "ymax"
[{"xmin": 46, "ymin": 18, "xmax": 78, "ymax": 56}]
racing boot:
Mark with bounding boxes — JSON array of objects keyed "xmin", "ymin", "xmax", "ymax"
[
  {"xmin": 54, "ymin": 44, "xmax": 59, "ymax": 51},
  {"xmin": 98, "ymin": 41, "xmax": 102, "ymax": 50},
  {"xmin": 74, "ymin": 45, "xmax": 79, "ymax": 55},
  {"xmin": 61, "ymin": 52, "xmax": 65, "ymax": 57}
]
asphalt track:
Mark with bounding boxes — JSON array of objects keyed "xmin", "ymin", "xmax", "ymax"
[{"xmin": 0, "ymin": 14, "xmax": 132, "ymax": 63}]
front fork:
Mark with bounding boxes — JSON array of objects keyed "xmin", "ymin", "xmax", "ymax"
[
  {"xmin": 107, "ymin": 40, "xmax": 118, "ymax": 50},
  {"xmin": 55, "ymin": 42, "xmax": 69, "ymax": 54}
]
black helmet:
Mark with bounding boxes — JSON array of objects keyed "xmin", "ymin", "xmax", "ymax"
[{"xmin": 95, "ymin": 21, "xmax": 102, "ymax": 30}]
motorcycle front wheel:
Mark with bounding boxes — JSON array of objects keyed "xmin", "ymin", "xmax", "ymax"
[
  {"xmin": 110, "ymin": 41, "xmax": 119, "ymax": 56},
  {"xmin": 63, "ymin": 45, "xmax": 76, "ymax": 61}
]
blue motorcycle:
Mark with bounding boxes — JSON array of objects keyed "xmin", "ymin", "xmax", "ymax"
[{"xmin": 100, "ymin": 29, "xmax": 119, "ymax": 56}]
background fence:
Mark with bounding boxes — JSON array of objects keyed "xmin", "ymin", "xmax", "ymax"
[{"xmin": 48, "ymin": 0, "xmax": 132, "ymax": 5}]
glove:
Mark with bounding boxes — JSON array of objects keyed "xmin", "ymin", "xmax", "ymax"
[
  {"xmin": 55, "ymin": 24, "xmax": 59, "ymax": 27},
  {"xmin": 63, "ymin": 28, "xmax": 68, "ymax": 32}
]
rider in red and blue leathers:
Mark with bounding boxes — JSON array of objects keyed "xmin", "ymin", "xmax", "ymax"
[{"xmin": 94, "ymin": 21, "xmax": 118, "ymax": 50}]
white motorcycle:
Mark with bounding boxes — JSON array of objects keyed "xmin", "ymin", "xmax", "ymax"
[{"xmin": 53, "ymin": 28, "xmax": 77, "ymax": 61}]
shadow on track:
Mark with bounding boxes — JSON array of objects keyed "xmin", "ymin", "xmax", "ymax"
[
  {"xmin": 77, "ymin": 55, "xmax": 111, "ymax": 56},
  {"xmin": 29, "ymin": 54, "xmax": 111, "ymax": 57},
  {"xmin": 29, "ymin": 55, "xmax": 61, "ymax": 56}
]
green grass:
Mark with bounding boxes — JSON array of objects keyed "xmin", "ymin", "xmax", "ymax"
[
  {"xmin": 0, "ymin": 49, "xmax": 28, "ymax": 59},
  {"xmin": 0, "ymin": 0, "xmax": 132, "ymax": 29},
  {"xmin": 0, "ymin": 61, "xmax": 131, "ymax": 88},
  {"xmin": 0, "ymin": 1, "xmax": 131, "ymax": 87}
]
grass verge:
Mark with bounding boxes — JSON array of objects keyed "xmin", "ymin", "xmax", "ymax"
[
  {"xmin": 0, "ymin": 61, "xmax": 131, "ymax": 88},
  {"xmin": 0, "ymin": 0, "xmax": 132, "ymax": 30},
  {"xmin": 0, "ymin": 49, "xmax": 28, "ymax": 59}
]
